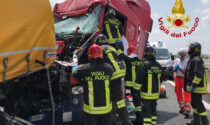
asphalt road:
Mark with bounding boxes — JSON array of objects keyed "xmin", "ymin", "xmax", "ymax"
[{"xmin": 157, "ymin": 80, "xmax": 210, "ymax": 125}]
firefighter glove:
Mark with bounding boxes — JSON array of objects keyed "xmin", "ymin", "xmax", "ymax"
[
  {"xmin": 190, "ymin": 87, "xmax": 195, "ymax": 93},
  {"xmin": 72, "ymin": 66, "xmax": 78, "ymax": 71},
  {"xmin": 115, "ymin": 40, "xmax": 121, "ymax": 46}
]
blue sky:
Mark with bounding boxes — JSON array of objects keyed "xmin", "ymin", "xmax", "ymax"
[{"xmin": 147, "ymin": 0, "xmax": 210, "ymax": 55}]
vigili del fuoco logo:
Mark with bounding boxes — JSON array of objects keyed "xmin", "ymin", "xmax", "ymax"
[{"xmin": 158, "ymin": 0, "xmax": 199, "ymax": 38}]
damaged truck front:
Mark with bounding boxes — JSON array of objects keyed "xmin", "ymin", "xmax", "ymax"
[{"xmin": 53, "ymin": 0, "xmax": 152, "ymax": 124}]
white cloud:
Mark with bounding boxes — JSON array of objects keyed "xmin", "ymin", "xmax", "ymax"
[
  {"xmin": 201, "ymin": 8, "xmax": 210, "ymax": 14},
  {"xmin": 201, "ymin": 15, "xmax": 210, "ymax": 27},
  {"xmin": 49, "ymin": 0, "xmax": 67, "ymax": 9},
  {"xmin": 201, "ymin": 0, "xmax": 210, "ymax": 5}
]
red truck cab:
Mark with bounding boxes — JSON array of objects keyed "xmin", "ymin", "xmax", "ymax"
[{"xmin": 53, "ymin": 0, "xmax": 152, "ymax": 59}]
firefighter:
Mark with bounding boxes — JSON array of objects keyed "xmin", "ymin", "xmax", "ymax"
[
  {"xmin": 134, "ymin": 46, "xmax": 162, "ymax": 125},
  {"xmin": 184, "ymin": 42, "xmax": 209, "ymax": 125},
  {"xmin": 95, "ymin": 34, "xmax": 132, "ymax": 125},
  {"xmin": 102, "ymin": 9, "xmax": 123, "ymax": 46},
  {"xmin": 72, "ymin": 44, "xmax": 114, "ymax": 125},
  {"xmin": 173, "ymin": 48, "xmax": 191, "ymax": 118},
  {"xmin": 117, "ymin": 45, "xmax": 143, "ymax": 125}
]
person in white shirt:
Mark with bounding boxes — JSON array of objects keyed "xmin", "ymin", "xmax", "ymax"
[{"xmin": 173, "ymin": 48, "xmax": 191, "ymax": 118}]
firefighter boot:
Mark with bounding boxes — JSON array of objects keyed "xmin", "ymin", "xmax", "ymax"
[
  {"xmin": 201, "ymin": 116, "xmax": 209, "ymax": 125},
  {"xmin": 186, "ymin": 114, "xmax": 201, "ymax": 125}
]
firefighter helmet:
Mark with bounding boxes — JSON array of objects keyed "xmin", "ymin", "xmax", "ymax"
[
  {"xmin": 108, "ymin": 9, "xmax": 116, "ymax": 16},
  {"xmin": 95, "ymin": 34, "xmax": 108, "ymax": 45},
  {"xmin": 144, "ymin": 46, "xmax": 156, "ymax": 57},
  {"xmin": 188, "ymin": 42, "xmax": 201, "ymax": 56},
  {"xmin": 88, "ymin": 44, "xmax": 103, "ymax": 59},
  {"xmin": 127, "ymin": 45, "xmax": 137, "ymax": 55}
]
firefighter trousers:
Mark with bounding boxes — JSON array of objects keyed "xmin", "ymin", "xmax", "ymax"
[
  {"xmin": 174, "ymin": 76, "xmax": 191, "ymax": 113},
  {"xmin": 132, "ymin": 89, "xmax": 143, "ymax": 125},
  {"xmin": 84, "ymin": 112, "xmax": 113, "ymax": 125},
  {"xmin": 191, "ymin": 93, "xmax": 208, "ymax": 119},
  {"xmin": 142, "ymin": 99, "xmax": 157, "ymax": 125}
]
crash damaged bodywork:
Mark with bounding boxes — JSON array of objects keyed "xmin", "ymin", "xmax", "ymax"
[
  {"xmin": 51, "ymin": 0, "xmax": 152, "ymax": 124},
  {"xmin": 53, "ymin": 0, "xmax": 152, "ymax": 59}
]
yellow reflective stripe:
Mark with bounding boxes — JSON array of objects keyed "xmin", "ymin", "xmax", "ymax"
[
  {"xmin": 141, "ymin": 92, "xmax": 159, "ymax": 99},
  {"xmin": 151, "ymin": 121, "xmax": 156, "ymax": 124},
  {"xmin": 141, "ymin": 96, "xmax": 159, "ymax": 100},
  {"xmin": 193, "ymin": 109, "xmax": 198, "ymax": 114},
  {"xmin": 192, "ymin": 76, "xmax": 202, "ymax": 84},
  {"xmin": 83, "ymin": 103, "xmax": 112, "ymax": 115},
  {"xmin": 158, "ymin": 73, "xmax": 161, "ymax": 92},
  {"xmin": 186, "ymin": 85, "xmax": 190, "ymax": 92},
  {"xmin": 144, "ymin": 124, "xmax": 151, "ymax": 125},
  {"xmin": 125, "ymin": 81, "xmax": 134, "ymax": 87},
  {"xmin": 135, "ymin": 106, "xmax": 142, "ymax": 112},
  {"xmin": 105, "ymin": 21, "xmax": 122, "ymax": 44},
  {"xmin": 107, "ymin": 53, "xmax": 120, "ymax": 71},
  {"xmin": 132, "ymin": 66, "xmax": 136, "ymax": 83},
  {"xmin": 204, "ymin": 74, "xmax": 207, "ymax": 88},
  {"xmin": 84, "ymin": 103, "xmax": 112, "ymax": 110},
  {"xmin": 144, "ymin": 118, "xmax": 151, "ymax": 122},
  {"xmin": 193, "ymin": 109, "xmax": 207, "ymax": 116},
  {"xmin": 186, "ymin": 85, "xmax": 207, "ymax": 93},
  {"xmin": 105, "ymin": 24, "xmax": 119, "ymax": 44},
  {"xmin": 105, "ymin": 48, "xmax": 117, "ymax": 54},
  {"xmin": 199, "ymin": 112, "xmax": 207, "ymax": 116},
  {"xmin": 141, "ymin": 92, "xmax": 160, "ymax": 96},
  {"xmin": 133, "ymin": 83, "xmax": 142, "ymax": 90},
  {"xmin": 88, "ymin": 81, "xmax": 94, "ymax": 107},
  {"xmin": 106, "ymin": 23, "xmax": 113, "ymax": 39},
  {"xmin": 151, "ymin": 116, "xmax": 157, "ymax": 120},
  {"xmin": 117, "ymin": 99, "xmax": 126, "ymax": 109},
  {"xmin": 105, "ymin": 80, "xmax": 110, "ymax": 106},
  {"xmin": 148, "ymin": 74, "xmax": 152, "ymax": 94},
  {"xmin": 116, "ymin": 49, "xmax": 123, "ymax": 55},
  {"xmin": 111, "ymin": 70, "xmax": 126, "ymax": 80},
  {"xmin": 115, "ymin": 25, "xmax": 122, "ymax": 40}
]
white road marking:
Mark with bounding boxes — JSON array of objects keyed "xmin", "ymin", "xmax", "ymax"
[{"xmin": 165, "ymin": 80, "xmax": 210, "ymax": 111}]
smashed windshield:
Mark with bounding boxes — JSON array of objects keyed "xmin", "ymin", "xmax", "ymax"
[
  {"xmin": 54, "ymin": 5, "xmax": 101, "ymax": 38},
  {"xmin": 155, "ymin": 48, "xmax": 170, "ymax": 60}
]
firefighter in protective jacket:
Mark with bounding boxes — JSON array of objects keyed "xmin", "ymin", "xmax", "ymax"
[
  {"xmin": 102, "ymin": 9, "xmax": 123, "ymax": 45},
  {"xmin": 117, "ymin": 45, "xmax": 143, "ymax": 125},
  {"xmin": 95, "ymin": 34, "xmax": 132, "ymax": 125},
  {"xmin": 185, "ymin": 42, "xmax": 209, "ymax": 125},
  {"xmin": 135, "ymin": 46, "xmax": 162, "ymax": 125},
  {"xmin": 72, "ymin": 44, "xmax": 114, "ymax": 125}
]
